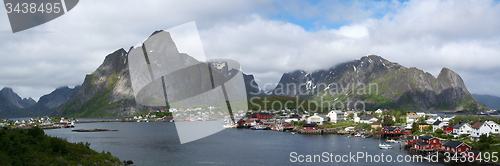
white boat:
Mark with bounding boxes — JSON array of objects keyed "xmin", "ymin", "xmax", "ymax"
[
  {"xmin": 252, "ymin": 125, "xmax": 267, "ymax": 130},
  {"xmin": 223, "ymin": 122, "xmax": 237, "ymax": 128},
  {"xmin": 379, "ymin": 143, "xmax": 392, "ymax": 149},
  {"xmin": 223, "ymin": 119, "xmax": 237, "ymax": 128},
  {"xmin": 291, "ymin": 132, "xmax": 297, "ymax": 134},
  {"xmin": 385, "ymin": 139, "xmax": 397, "ymax": 143},
  {"xmin": 354, "ymin": 133, "xmax": 361, "ymax": 137}
]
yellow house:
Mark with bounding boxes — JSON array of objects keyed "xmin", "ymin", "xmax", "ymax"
[
  {"xmin": 418, "ymin": 123, "xmax": 430, "ymax": 131},
  {"xmin": 371, "ymin": 122, "xmax": 382, "ymax": 129}
]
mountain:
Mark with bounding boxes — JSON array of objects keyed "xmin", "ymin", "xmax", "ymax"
[
  {"xmin": 52, "ymin": 48, "xmax": 137, "ymax": 117},
  {"xmin": 272, "ymin": 55, "xmax": 486, "ymax": 112},
  {"xmin": 53, "ymin": 31, "xmax": 260, "ymax": 117},
  {"xmin": 0, "ymin": 87, "xmax": 36, "ymax": 118},
  {"xmin": 0, "ymin": 87, "xmax": 36, "ymax": 109},
  {"xmin": 21, "ymin": 86, "xmax": 81, "ymax": 117},
  {"xmin": 0, "ymin": 86, "xmax": 80, "ymax": 118},
  {"xmin": 472, "ymin": 94, "xmax": 500, "ymax": 110}
]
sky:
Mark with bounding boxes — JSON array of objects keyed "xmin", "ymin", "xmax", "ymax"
[{"xmin": 0, "ymin": 0, "xmax": 499, "ymax": 101}]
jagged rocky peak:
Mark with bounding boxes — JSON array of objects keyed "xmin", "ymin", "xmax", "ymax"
[
  {"xmin": 93, "ymin": 48, "xmax": 128, "ymax": 79},
  {"xmin": 0, "ymin": 87, "xmax": 35, "ymax": 108}
]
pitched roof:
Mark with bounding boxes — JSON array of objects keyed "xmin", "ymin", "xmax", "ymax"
[
  {"xmin": 433, "ymin": 121, "xmax": 442, "ymax": 125},
  {"xmin": 472, "ymin": 121, "xmax": 484, "ymax": 129},
  {"xmin": 453, "ymin": 122, "xmax": 467, "ymax": 129},
  {"xmin": 360, "ymin": 116, "xmax": 376, "ymax": 120},
  {"xmin": 372, "ymin": 122, "xmax": 381, "ymax": 125},
  {"xmin": 415, "ymin": 142, "xmax": 429, "ymax": 146},
  {"xmin": 421, "ymin": 136, "xmax": 434, "ymax": 140},
  {"xmin": 442, "ymin": 141, "xmax": 465, "ymax": 148},
  {"xmin": 303, "ymin": 123, "xmax": 318, "ymax": 127}
]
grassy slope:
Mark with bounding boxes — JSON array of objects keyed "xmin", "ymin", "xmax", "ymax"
[{"xmin": 0, "ymin": 127, "xmax": 120, "ymax": 165}]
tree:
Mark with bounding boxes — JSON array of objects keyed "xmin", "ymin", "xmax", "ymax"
[
  {"xmin": 347, "ymin": 113, "xmax": 354, "ymax": 120},
  {"xmin": 382, "ymin": 115, "xmax": 393, "ymax": 126},
  {"xmin": 425, "ymin": 125, "xmax": 433, "ymax": 131},
  {"xmin": 435, "ymin": 129, "xmax": 444, "ymax": 135},
  {"xmin": 411, "ymin": 122, "xmax": 419, "ymax": 133}
]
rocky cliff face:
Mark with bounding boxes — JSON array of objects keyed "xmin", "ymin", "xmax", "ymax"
[
  {"xmin": 273, "ymin": 55, "xmax": 485, "ymax": 112},
  {"xmin": 52, "ymin": 48, "xmax": 139, "ymax": 117},
  {"xmin": 53, "ymin": 32, "xmax": 260, "ymax": 117}
]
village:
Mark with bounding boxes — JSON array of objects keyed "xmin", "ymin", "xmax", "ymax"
[
  {"xmin": 2, "ymin": 107, "xmax": 499, "ymax": 164},
  {"xmin": 225, "ymin": 108, "xmax": 500, "ymax": 163}
]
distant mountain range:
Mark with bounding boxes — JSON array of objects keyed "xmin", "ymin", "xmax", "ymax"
[
  {"xmin": 272, "ymin": 55, "xmax": 486, "ymax": 112},
  {"xmin": 0, "ymin": 31, "xmax": 493, "ymax": 118},
  {"xmin": 0, "ymin": 86, "xmax": 79, "ymax": 118},
  {"xmin": 472, "ymin": 94, "xmax": 500, "ymax": 110}
]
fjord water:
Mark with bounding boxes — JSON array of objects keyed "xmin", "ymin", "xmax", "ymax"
[{"xmin": 44, "ymin": 122, "xmax": 444, "ymax": 166}]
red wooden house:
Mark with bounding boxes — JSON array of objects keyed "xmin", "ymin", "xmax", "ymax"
[
  {"xmin": 303, "ymin": 123, "xmax": 317, "ymax": 130},
  {"xmin": 442, "ymin": 125, "xmax": 454, "ymax": 134},
  {"xmin": 442, "ymin": 141, "xmax": 471, "ymax": 154},
  {"xmin": 413, "ymin": 142, "xmax": 434, "ymax": 150},
  {"xmin": 407, "ymin": 135, "xmax": 424, "ymax": 145},
  {"xmin": 421, "ymin": 136, "xmax": 442, "ymax": 150}
]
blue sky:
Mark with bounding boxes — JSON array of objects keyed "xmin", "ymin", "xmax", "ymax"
[{"xmin": 0, "ymin": 0, "xmax": 500, "ymax": 100}]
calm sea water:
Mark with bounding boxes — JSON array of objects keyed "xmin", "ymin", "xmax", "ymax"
[{"xmin": 44, "ymin": 122, "xmax": 445, "ymax": 166}]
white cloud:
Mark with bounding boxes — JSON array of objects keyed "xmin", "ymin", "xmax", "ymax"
[{"xmin": 1, "ymin": 0, "xmax": 499, "ymax": 100}]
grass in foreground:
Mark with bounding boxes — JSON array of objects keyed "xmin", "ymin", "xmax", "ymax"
[{"xmin": 0, "ymin": 127, "xmax": 121, "ymax": 165}]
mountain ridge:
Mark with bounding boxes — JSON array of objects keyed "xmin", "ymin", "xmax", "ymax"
[{"xmin": 272, "ymin": 55, "xmax": 486, "ymax": 112}]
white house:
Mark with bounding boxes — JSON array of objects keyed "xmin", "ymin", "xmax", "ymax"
[
  {"xmin": 343, "ymin": 111, "xmax": 357, "ymax": 120},
  {"xmin": 307, "ymin": 113, "xmax": 328, "ymax": 125},
  {"xmin": 374, "ymin": 109, "xmax": 383, "ymax": 114},
  {"xmin": 359, "ymin": 117, "xmax": 378, "ymax": 124},
  {"xmin": 471, "ymin": 121, "xmax": 492, "ymax": 141},
  {"xmin": 432, "ymin": 121, "xmax": 445, "ymax": 132},
  {"xmin": 485, "ymin": 121, "xmax": 500, "ymax": 134},
  {"xmin": 442, "ymin": 116, "xmax": 454, "ymax": 126},
  {"xmin": 327, "ymin": 110, "xmax": 344, "ymax": 123},
  {"xmin": 426, "ymin": 116, "xmax": 443, "ymax": 124},
  {"xmin": 453, "ymin": 122, "xmax": 472, "ymax": 136}
]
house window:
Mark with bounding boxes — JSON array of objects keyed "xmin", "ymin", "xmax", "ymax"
[{"xmin": 458, "ymin": 149, "xmax": 461, "ymax": 152}]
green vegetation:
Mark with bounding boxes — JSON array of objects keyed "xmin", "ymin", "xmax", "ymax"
[
  {"xmin": 359, "ymin": 93, "xmax": 395, "ymax": 110},
  {"xmin": 0, "ymin": 127, "xmax": 120, "ymax": 165}
]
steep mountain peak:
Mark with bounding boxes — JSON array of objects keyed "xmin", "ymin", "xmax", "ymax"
[
  {"xmin": 94, "ymin": 48, "xmax": 128, "ymax": 79},
  {"xmin": 436, "ymin": 67, "xmax": 466, "ymax": 89},
  {"xmin": 150, "ymin": 30, "xmax": 164, "ymax": 37},
  {"xmin": 0, "ymin": 87, "xmax": 35, "ymax": 108}
]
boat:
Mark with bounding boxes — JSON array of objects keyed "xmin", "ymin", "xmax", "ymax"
[
  {"xmin": 252, "ymin": 125, "xmax": 267, "ymax": 130},
  {"xmin": 223, "ymin": 122, "xmax": 237, "ymax": 128},
  {"xmin": 361, "ymin": 135, "xmax": 367, "ymax": 138},
  {"xmin": 223, "ymin": 119, "xmax": 237, "ymax": 128},
  {"xmin": 385, "ymin": 139, "xmax": 396, "ymax": 143},
  {"xmin": 291, "ymin": 132, "xmax": 297, "ymax": 134},
  {"xmin": 379, "ymin": 143, "xmax": 392, "ymax": 149},
  {"xmin": 354, "ymin": 133, "xmax": 361, "ymax": 137}
]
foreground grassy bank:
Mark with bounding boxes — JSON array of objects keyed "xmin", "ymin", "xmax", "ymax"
[{"xmin": 0, "ymin": 127, "xmax": 121, "ymax": 165}]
